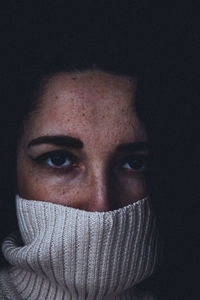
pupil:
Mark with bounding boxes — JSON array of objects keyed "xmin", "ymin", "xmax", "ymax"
[
  {"xmin": 130, "ymin": 159, "xmax": 142, "ymax": 169},
  {"xmin": 51, "ymin": 155, "xmax": 66, "ymax": 166}
]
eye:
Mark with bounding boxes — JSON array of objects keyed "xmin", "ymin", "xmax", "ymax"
[
  {"xmin": 122, "ymin": 156, "xmax": 147, "ymax": 171},
  {"xmin": 46, "ymin": 153, "xmax": 71, "ymax": 167},
  {"xmin": 33, "ymin": 150, "xmax": 76, "ymax": 169}
]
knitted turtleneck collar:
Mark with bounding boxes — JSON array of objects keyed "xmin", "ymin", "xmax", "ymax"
[{"xmin": 0, "ymin": 196, "xmax": 161, "ymax": 300}]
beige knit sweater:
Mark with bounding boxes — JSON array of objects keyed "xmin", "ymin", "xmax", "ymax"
[{"xmin": 0, "ymin": 196, "xmax": 161, "ymax": 299}]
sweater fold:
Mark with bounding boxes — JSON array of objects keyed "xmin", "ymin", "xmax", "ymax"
[{"xmin": 0, "ymin": 196, "xmax": 161, "ymax": 299}]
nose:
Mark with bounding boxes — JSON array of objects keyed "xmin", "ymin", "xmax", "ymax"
[{"xmin": 87, "ymin": 164, "xmax": 111, "ymax": 212}]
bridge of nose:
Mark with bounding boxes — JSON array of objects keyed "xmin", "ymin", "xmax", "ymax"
[{"xmin": 87, "ymin": 164, "xmax": 111, "ymax": 212}]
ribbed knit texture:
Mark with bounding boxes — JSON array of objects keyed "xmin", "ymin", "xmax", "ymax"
[{"xmin": 0, "ymin": 196, "xmax": 161, "ymax": 300}]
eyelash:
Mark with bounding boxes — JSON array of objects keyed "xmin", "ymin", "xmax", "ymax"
[
  {"xmin": 121, "ymin": 155, "xmax": 148, "ymax": 172},
  {"xmin": 32, "ymin": 151, "xmax": 148, "ymax": 173},
  {"xmin": 33, "ymin": 150, "xmax": 77, "ymax": 171}
]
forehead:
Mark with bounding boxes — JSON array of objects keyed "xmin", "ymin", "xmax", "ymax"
[
  {"xmin": 24, "ymin": 70, "xmax": 147, "ymax": 144},
  {"xmin": 40, "ymin": 70, "xmax": 136, "ymax": 113}
]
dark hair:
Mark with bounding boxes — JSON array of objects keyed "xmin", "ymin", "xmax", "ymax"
[
  {"xmin": 0, "ymin": 0, "xmax": 147, "ymax": 256},
  {"xmin": 1, "ymin": 1, "xmax": 199, "ymax": 299},
  {"xmin": 1, "ymin": 0, "xmax": 148, "ymax": 203}
]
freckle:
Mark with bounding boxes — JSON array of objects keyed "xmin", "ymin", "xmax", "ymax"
[
  {"xmin": 72, "ymin": 77, "xmax": 77, "ymax": 80},
  {"xmin": 82, "ymin": 113, "xmax": 85, "ymax": 116}
]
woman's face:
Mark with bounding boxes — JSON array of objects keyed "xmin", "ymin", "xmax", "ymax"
[{"xmin": 17, "ymin": 70, "xmax": 148, "ymax": 211}]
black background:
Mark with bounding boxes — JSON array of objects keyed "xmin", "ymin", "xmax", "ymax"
[{"xmin": 0, "ymin": 1, "xmax": 199, "ymax": 299}]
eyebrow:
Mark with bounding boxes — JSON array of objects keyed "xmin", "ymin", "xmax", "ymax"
[
  {"xmin": 116, "ymin": 142, "xmax": 149, "ymax": 153},
  {"xmin": 28, "ymin": 135, "xmax": 83, "ymax": 148}
]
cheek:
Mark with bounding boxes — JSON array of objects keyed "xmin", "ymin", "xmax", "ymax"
[
  {"xmin": 17, "ymin": 168, "xmax": 78, "ymax": 204},
  {"xmin": 17, "ymin": 160, "xmax": 88, "ymax": 207},
  {"xmin": 17, "ymin": 170, "xmax": 148, "ymax": 209},
  {"xmin": 110, "ymin": 174, "xmax": 148, "ymax": 206}
]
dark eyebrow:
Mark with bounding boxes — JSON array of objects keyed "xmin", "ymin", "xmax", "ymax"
[
  {"xmin": 116, "ymin": 142, "xmax": 149, "ymax": 153},
  {"xmin": 28, "ymin": 135, "xmax": 83, "ymax": 148}
]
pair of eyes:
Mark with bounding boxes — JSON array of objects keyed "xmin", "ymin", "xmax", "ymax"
[{"xmin": 34, "ymin": 150, "xmax": 148, "ymax": 172}]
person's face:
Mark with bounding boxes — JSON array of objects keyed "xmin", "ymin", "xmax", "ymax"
[{"xmin": 17, "ymin": 70, "xmax": 148, "ymax": 211}]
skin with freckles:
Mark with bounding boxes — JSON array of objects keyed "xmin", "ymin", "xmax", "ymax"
[{"xmin": 17, "ymin": 70, "xmax": 149, "ymax": 211}]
